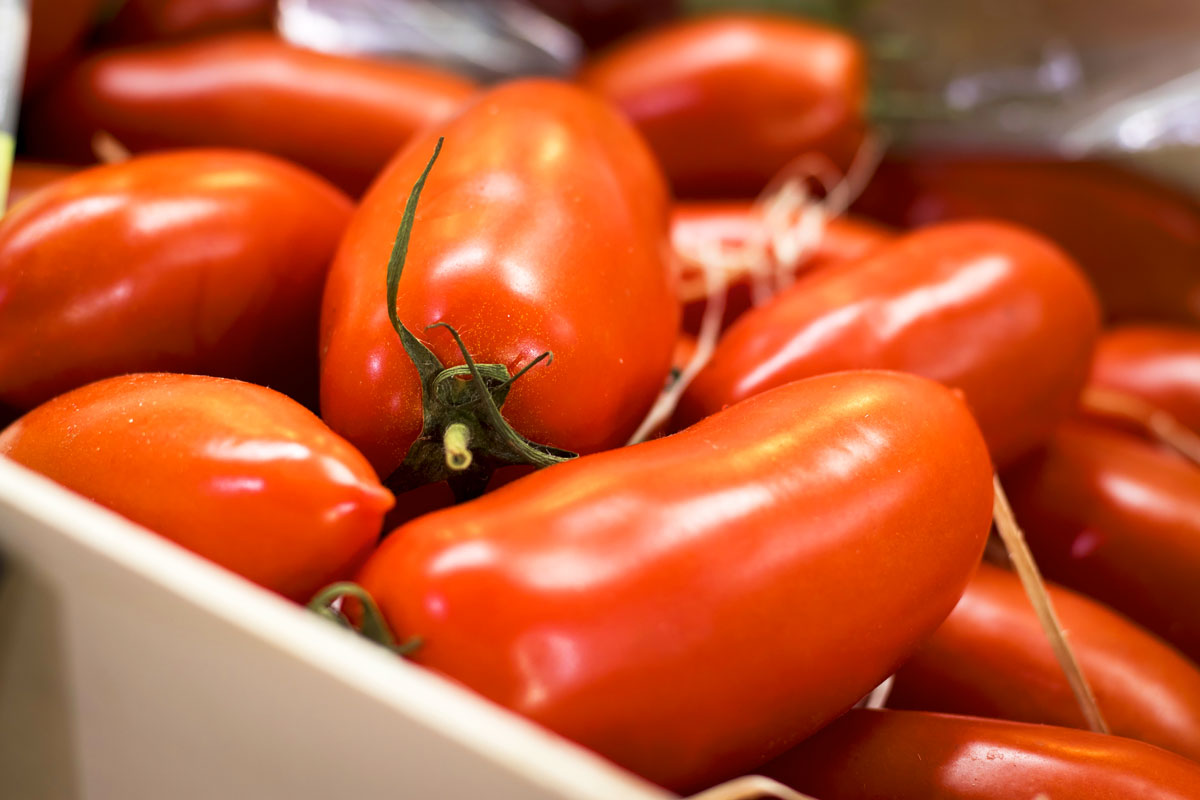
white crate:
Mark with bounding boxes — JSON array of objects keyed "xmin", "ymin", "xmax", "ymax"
[{"xmin": 0, "ymin": 457, "xmax": 672, "ymax": 800}]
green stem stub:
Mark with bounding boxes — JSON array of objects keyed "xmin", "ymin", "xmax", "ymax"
[
  {"xmin": 382, "ymin": 137, "xmax": 577, "ymax": 503},
  {"xmin": 308, "ymin": 582, "xmax": 422, "ymax": 657}
]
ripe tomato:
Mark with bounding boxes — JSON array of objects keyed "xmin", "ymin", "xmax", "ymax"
[
  {"xmin": 356, "ymin": 371, "xmax": 994, "ymax": 791},
  {"xmin": 1003, "ymin": 421, "xmax": 1200, "ymax": 663},
  {"xmin": 320, "ymin": 79, "xmax": 678, "ymax": 484},
  {"xmin": 578, "ymin": 15, "xmax": 867, "ymax": 197},
  {"xmin": 761, "ymin": 709, "xmax": 1200, "ymax": 800},
  {"xmin": 22, "ymin": 0, "xmax": 102, "ymax": 96},
  {"xmin": 671, "ymin": 202, "xmax": 892, "ymax": 333},
  {"xmin": 98, "ymin": 0, "xmax": 274, "ymax": 44},
  {"xmin": 677, "ymin": 220, "xmax": 1102, "ymax": 468},
  {"xmin": 0, "ymin": 374, "xmax": 393, "ymax": 601},
  {"xmin": 890, "ymin": 562, "xmax": 1200, "ymax": 761},
  {"xmin": 0, "ymin": 150, "xmax": 351, "ymax": 411},
  {"xmin": 853, "ymin": 156, "xmax": 1200, "ymax": 326},
  {"xmin": 4, "ymin": 161, "xmax": 75, "ymax": 210},
  {"xmin": 1085, "ymin": 325, "xmax": 1200, "ymax": 434},
  {"xmin": 23, "ymin": 33, "xmax": 478, "ymax": 195}
]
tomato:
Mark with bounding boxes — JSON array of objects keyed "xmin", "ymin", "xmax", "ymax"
[
  {"xmin": 890, "ymin": 562, "xmax": 1200, "ymax": 761},
  {"xmin": 761, "ymin": 709, "xmax": 1200, "ymax": 800},
  {"xmin": 320, "ymin": 79, "xmax": 678, "ymax": 486},
  {"xmin": 677, "ymin": 221, "xmax": 1102, "ymax": 468},
  {"xmin": 0, "ymin": 149, "xmax": 351, "ymax": 411},
  {"xmin": 23, "ymin": 33, "xmax": 478, "ymax": 195},
  {"xmin": 355, "ymin": 371, "xmax": 994, "ymax": 791},
  {"xmin": 0, "ymin": 374, "xmax": 393, "ymax": 601},
  {"xmin": 22, "ymin": 0, "xmax": 102, "ymax": 96},
  {"xmin": 1085, "ymin": 325, "xmax": 1200, "ymax": 434},
  {"xmin": 671, "ymin": 202, "xmax": 892, "ymax": 333},
  {"xmin": 98, "ymin": 0, "xmax": 274, "ymax": 44},
  {"xmin": 4, "ymin": 161, "xmax": 75, "ymax": 210},
  {"xmin": 853, "ymin": 156, "xmax": 1200, "ymax": 326},
  {"xmin": 1003, "ymin": 421, "xmax": 1200, "ymax": 663},
  {"xmin": 578, "ymin": 15, "xmax": 867, "ymax": 197}
]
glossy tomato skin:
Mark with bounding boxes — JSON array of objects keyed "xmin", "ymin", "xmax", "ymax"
[
  {"xmin": 0, "ymin": 374, "xmax": 393, "ymax": 601},
  {"xmin": 1086, "ymin": 325, "xmax": 1200, "ymax": 433},
  {"xmin": 24, "ymin": 33, "xmax": 478, "ymax": 195},
  {"xmin": 671, "ymin": 203, "xmax": 892, "ymax": 333},
  {"xmin": 4, "ymin": 161, "xmax": 75, "ymax": 210},
  {"xmin": 578, "ymin": 15, "xmax": 867, "ymax": 197},
  {"xmin": 321, "ymin": 79, "xmax": 678, "ymax": 477},
  {"xmin": 22, "ymin": 0, "xmax": 102, "ymax": 96},
  {"xmin": 0, "ymin": 150, "xmax": 351, "ymax": 411},
  {"xmin": 853, "ymin": 156, "xmax": 1200, "ymax": 326},
  {"xmin": 1003, "ymin": 421, "xmax": 1200, "ymax": 663},
  {"xmin": 357, "ymin": 371, "xmax": 994, "ymax": 791},
  {"xmin": 678, "ymin": 221, "xmax": 1102, "ymax": 468},
  {"xmin": 99, "ymin": 0, "xmax": 274, "ymax": 44},
  {"xmin": 761, "ymin": 709, "xmax": 1200, "ymax": 800},
  {"xmin": 890, "ymin": 562, "xmax": 1200, "ymax": 761}
]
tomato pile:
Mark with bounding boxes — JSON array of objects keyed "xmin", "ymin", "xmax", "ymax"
[{"xmin": 4, "ymin": 4, "xmax": 1200, "ymax": 798}]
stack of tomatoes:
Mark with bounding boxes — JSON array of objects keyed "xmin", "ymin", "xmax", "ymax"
[{"xmin": 4, "ymin": 3, "xmax": 1200, "ymax": 798}]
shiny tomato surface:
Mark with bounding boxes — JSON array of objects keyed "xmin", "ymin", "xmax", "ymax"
[
  {"xmin": 671, "ymin": 202, "xmax": 892, "ymax": 332},
  {"xmin": 24, "ymin": 33, "xmax": 478, "ymax": 195},
  {"xmin": 891, "ymin": 562, "xmax": 1200, "ymax": 761},
  {"xmin": 853, "ymin": 156, "xmax": 1200, "ymax": 325},
  {"xmin": 357, "ymin": 371, "xmax": 994, "ymax": 791},
  {"xmin": 0, "ymin": 374, "xmax": 393, "ymax": 601},
  {"xmin": 1086, "ymin": 324, "xmax": 1200, "ymax": 433},
  {"xmin": 762, "ymin": 709, "xmax": 1200, "ymax": 800},
  {"xmin": 321, "ymin": 79, "xmax": 678, "ymax": 477},
  {"xmin": 0, "ymin": 150, "xmax": 351, "ymax": 411},
  {"xmin": 678, "ymin": 220, "xmax": 1101, "ymax": 468},
  {"xmin": 1003, "ymin": 421, "xmax": 1200, "ymax": 663},
  {"xmin": 579, "ymin": 14, "xmax": 866, "ymax": 197}
]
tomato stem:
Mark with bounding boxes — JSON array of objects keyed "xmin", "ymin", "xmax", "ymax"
[
  {"xmin": 307, "ymin": 581, "xmax": 421, "ymax": 657},
  {"xmin": 381, "ymin": 138, "xmax": 577, "ymax": 503},
  {"xmin": 444, "ymin": 422, "xmax": 472, "ymax": 470}
]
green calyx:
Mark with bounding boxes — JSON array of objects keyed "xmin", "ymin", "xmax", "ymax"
[
  {"xmin": 382, "ymin": 137, "xmax": 576, "ymax": 503},
  {"xmin": 308, "ymin": 582, "xmax": 421, "ymax": 657}
]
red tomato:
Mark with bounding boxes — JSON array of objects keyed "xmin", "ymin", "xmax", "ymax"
[
  {"xmin": 22, "ymin": 0, "xmax": 102, "ymax": 96},
  {"xmin": 761, "ymin": 709, "xmax": 1200, "ymax": 800},
  {"xmin": 853, "ymin": 156, "xmax": 1200, "ymax": 326},
  {"xmin": 356, "ymin": 371, "xmax": 994, "ymax": 791},
  {"xmin": 98, "ymin": 0, "xmax": 274, "ymax": 44},
  {"xmin": 0, "ymin": 374, "xmax": 393, "ymax": 601},
  {"xmin": 320, "ymin": 80, "xmax": 678, "ymax": 480},
  {"xmin": 23, "ymin": 33, "xmax": 478, "ymax": 195},
  {"xmin": 1086, "ymin": 325, "xmax": 1200, "ymax": 433},
  {"xmin": 671, "ymin": 203, "xmax": 892, "ymax": 333},
  {"xmin": 0, "ymin": 150, "xmax": 351, "ymax": 411},
  {"xmin": 677, "ymin": 221, "xmax": 1102, "ymax": 468},
  {"xmin": 578, "ymin": 15, "xmax": 867, "ymax": 197},
  {"xmin": 4, "ymin": 161, "xmax": 75, "ymax": 210},
  {"xmin": 890, "ymin": 562, "xmax": 1200, "ymax": 761},
  {"xmin": 1003, "ymin": 421, "xmax": 1200, "ymax": 663}
]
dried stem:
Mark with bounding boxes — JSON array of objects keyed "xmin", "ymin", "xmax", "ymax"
[
  {"xmin": 1080, "ymin": 387, "xmax": 1200, "ymax": 467},
  {"xmin": 991, "ymin": 474, "xmax": 1109, "ymax": 734}
]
